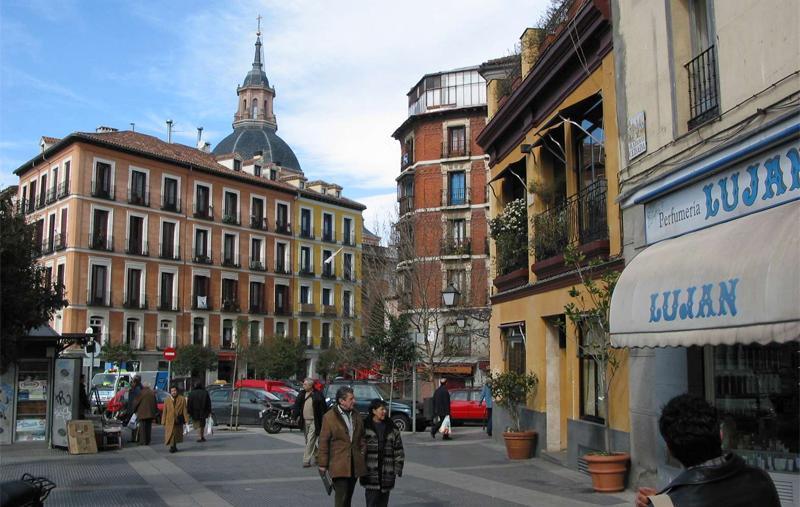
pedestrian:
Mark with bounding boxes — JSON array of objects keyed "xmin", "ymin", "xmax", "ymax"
[
  {"xmin": 131, "ymin": 381, "xmax": 157, "ymax": 445},
  {"xmin": 127, "ymin": 376, "xmax": 142, "ymax": 441},
  {"xmin": 361, "ymin": 399, "xmax": 404, "ymax": 507},
  {"xmin": 293, "ymin": 377, "xmax": 326, "ymax": 467},
  {"xmin": 318, "ymin": 386, "xmax": 367, "ymax": 507},
  {"xmin": 79, "ymin": 374, "xmax": 91, "ymax": 416},
  {"xmin": 479, "ymin": 382, "xmax": 493, "ymax": 437},
  {"xmin": 187, "ymin": 382, "xmax": 212, "ymax": 443},
  {"xmin": 635, "ymin": 394, "xmax": 780, "ymax": 507},
  {"xmin": 161, "ymin": 385, "xmax": 190, "ymax": 453},
  {"xmin": 430, "ymin": 378, "xmax": 451, "ymax": 440}
]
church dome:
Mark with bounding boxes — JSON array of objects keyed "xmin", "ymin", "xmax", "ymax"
[{"xmin": 213, "ymin": 125, "xmax": 301, "ymax": 171}]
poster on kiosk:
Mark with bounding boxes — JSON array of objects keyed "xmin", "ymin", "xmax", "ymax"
[{"xmin": 51, "ymin": 357, "xmax": 81, "ymax": 448}]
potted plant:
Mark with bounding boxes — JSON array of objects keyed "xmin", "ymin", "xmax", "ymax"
[
  {"xmin": 486, "ymin": 370, "xmax": 539, "ymax": 459},
  {"xmin": 563, "ymin": 244, "xmax": 629, "ymax": 492},
  {"xmin": 489, "ymin": 198, "xmax": 529, "ymax": 276}
]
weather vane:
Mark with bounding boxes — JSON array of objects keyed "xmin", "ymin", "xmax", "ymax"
[{"xmin": 256, "ymin": 14, "xmax": 262, "ymax": 36}]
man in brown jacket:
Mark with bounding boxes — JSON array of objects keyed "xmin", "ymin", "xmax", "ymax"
[
  {"xmin": 318, "ymin": 386, "xmax": 366, "ymax": 507},
  {"xmin": 161, "ymin": 385, "xmax": 189, "ymax": 453},
  {"xmin": 131, "ymin": 382, "xmax": 158, "ymax": 445}
]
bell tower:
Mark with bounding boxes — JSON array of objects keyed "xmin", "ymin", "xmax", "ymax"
[{"xmin": 233, "ymin": 16, "xmax": 277, "ymax": 130}]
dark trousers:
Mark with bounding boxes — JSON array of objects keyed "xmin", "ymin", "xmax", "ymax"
[
  {"xmin": 138, "ymin": 418, "xmax": 153, "ymax": 445},
  {"xmin": 365, "ymin": 489, "xmax": 391, "ymax": 507},
  {"xmin": 430, "ymin": 416, "xmax": 439, "ymax": 437},
  {"xmin": 332, "ymin": 477, "xmax": 356, "ymax": 507},
  {"xmin": 486, "ymin": 407, "xmax": 493, "ymax": 436}
]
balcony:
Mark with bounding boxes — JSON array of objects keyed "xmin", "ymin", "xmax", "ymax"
[
  {"xmin": 342, "ymin": 305, "xmax": 353, "ymax": 318},
  {"xmin": 321, "ymin": 231, "xmax": 335, "ymax": 243},
  {"xmin": 444, "ymin": 188, "xmax": 469, "ymax": 207},
  {"xmin": 193, "ymin": 203, "xmax": 214, "ymax": 221},
  {"xmin": 125, "ymin": 239, "xmax": 149, "ymax": 257},
  {"xmin": 275, "ymin": 262, "xmax": 291, "ymax": 275},
  {"xmin": 321, "ymin": 267, "xmax": 336, "ymax": 280},
  {"xmin": 222, "ymin": 253, "xmax": 240, "ymax": 268},
  {"xmin": 192, "ymin": 295, "xmax": 212, "ymax": 311},
  {"xmin": 300, "ymin": 303, "xmax": 316, "ymax": 316},
  {"xmin": 299, "ymin": 226, "xmax": 314, "ymax": 240},
  {"xmin": 274, "ymin": 306, "xmax": 292, "ymax": 316},
  {"xmin": 320, "ymin": 335, "xmax": 331, "ymax": 349},
  {"xmin": 250, "ymin": 215, "xmax": 268, "ymax": 231},
  {"xmin": 343, "ymin": 267, "xmax": 355, "ymax": 282},
  {"xmin": 158, "ymin": 297, "xmax": 180, "ymax": 312},
  {"xmin": 45, "ymin": 187, "xmax": 57, "ymax": 205},
  {"xmin": 36, "ymin": 194, "xmax": 47, "ymax": 210},
  {"xmin": 91, "ymin": 181, "xmax": 115, "ymax": 201},
  {"xmin": 221, "ymin": 299, "xmax": 241, "ymax": 313},
  {"xmin": 40, "ymin": 237, "xmax": 54, "ymax": 255},
  {"xmin": 249, "ymin": 303, "xmax": 267, "ymax": 315},
  {"xmin": 441, "ymin": 142, "xmax": 470, "ymax": 159},
  {"xmin": 159, "ymin": 244, "xmax": 181, "ymax": 261},
  {"xmin": 57, "ymin": 181, "xmax": 70, "ymax": 199},
  {"xmin": 221, "ymin": 336, "xmax": 234, "ymax": 350},
  {"xmin": 123, "ymin": 295, "xmax": 148, "ymax": 310},
  {"xmin": 343, "ymin": 233, "xmax": 355, "ymax": 247},
  {"xmin": 127, "ymin": 188, "xmax": 150, "ymax": 207},
  {"xmin": 441, "ymin": 238, "xmax": 471, "ymax": 256},
  {"xmin": 156, "ymin": 332, "xmax": 172, "ymax": 350},
  {"xmin": 222, "ymin": 211, "xmax": 240, "ymax": 226},
  {"xmin": 299, "ymin": 266, "xmax": 315, "ymax": 278},
  {"xmin": 532, "ymin": 178, "xmax": 609, "ymax": 278},
  {"xmin": 249, "ymin": 260, "xmax": 266, "ymax": 272},
  {"xmin": 322, "ymin": 305, "xmax": 337, "ymax": 317},
  {"xmin": 86, "ymin": 291, "xmax": 112, "ymax": 307},
  {"xmin": 53, "ymin": 233, "xmax": 67, "ymax": 251},
  {"xmin": 160, "ymin": 196, "xmax": 181, "ymax": 213},
  {"xmin": 193, "ymin": 252, "xmax": 213, "ymax": 265},
  {"xmin": 398, "ymin": 195, "xmax": 414, "ymax": 215},
  {"xmin": 686, "ymin": 45, "xmax": 720, "ymax": 130},
  {"xmin": 89, "ymin": 233, "xmax": 114, "ymax": 252},
  {"xmin": 275, "ymin": 221, "xmax": 292, "ymax": 235}
]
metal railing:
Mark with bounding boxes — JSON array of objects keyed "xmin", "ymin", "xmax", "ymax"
[
  {"xmin": 40, "ymin": 237, "xmax": 54, "ymax": 255},
  {"xmin": 45, "ymin": 187, "xmax": 57, "ymax": 205},
  {"xmin": 221, "ymin": 299, "xmax": 240, "ymax": 313},
  {"xmin": 57, "ymin": 181, "xmax": 70, "ymax": 199},
  {"xmin": 249, "ymin": 260, "xmax": 266, "ymax": 272},
  {"xmin": 342, "ymin": 305, "xmax": 353, "ymax": 318},
  {"xmin": 686, "ymin": 45, "xmax": 720, "ymax": 130},
  {"xmin": 299, "ymin": 226, "xmax": 314, "ymax": 239},
  {"xmin": 125, "ymin": 239, "xmax": 149, "ymax": 256},
  {"xmin": 53, "ymin": 233, "xmax": 67, "ymax": 251},
  {"xmin": 87, "ymin": 290, "xmax": 112, "ymax": 307},
  {"xmin": 441, "ymin": 238, "xmax": 471, "ymax": 256},
  {"xmin": 441, "ymin": 141, "xmax": 469, "ymax": 159},
  {"xmin": 193, "ymin": 203, "xmax": 214, "ymax": 221},
  {"xmin": 275, "ymin": 261, "xmax": 291, "ymax": 274},
  {"xmin": 36, "ymin": 193, "xmax": 47, "ymax": 209},
  {"xmin": 299, "ymin": 266, "xmax": 315, "ymax": 277},
  {"xmin": 91, "ymin": 181, "xmax": 114, "ymax": 200},
  {"xmin": 127, "ymin": 188, "xmax": 150, "ymax": 207},
  {"xmin": 193, "ymin": 252, "xmax": 213, "ymax": 265},
  {"xmin": 89, "ymin": 233, "xmax": 113, "ymax": 251},
  {"xmin": 192, "ymin": 295, "xmax": 212, "ymax": 310},
  {"xmin": 159, "ymin": 243, "xmax": 180, "ymax": 261},
  {"xmin": 322, "ymin": 305, "xmax": 337, "ymax": 317},
  {"xmin": 321, "ymin": 266, "xmax": 336, "ymax": 279},
  {"xmin": 222, "ymin": 211, "xmax": 240, "ymax": 225},
  {"xmin": 275, "ymin": 221, "xmax": 292, "ymax": 235},
  {"xmin": 249, "ymin": 303, "xmax": 267, "ymax": 314},
  {"xmin": 274, "ymin": 306, "xmax": 292, "ymax": 316},
  {"xmin": 123, "ymin": 295, "xmax": 148, "ymax": 310},
  {"xmin": 532, "ymin": 178, "xmax": 608, "ymax": 261},
  {"xmin": 158, "ymin": 297, "xmax": 179, "ymax": 312},
  {"xmin": 445, "ymin": 188, "xmax": 468, "ymax": 207},
  {"xmin": 221, "ymin": 336, "xmax": 234, "ymax": 350},
  {"xmin": 343, "ymin": 233, "xmax": 355, "ymax": 246},
  {"xmin": 250, "ymin": 215, "xmax": 268, "ymax": 231},
  {"xmin": 161, "ymin": 195, "xmax": 181, "ymax": 213},
  {"xmin": 321, "ymin": 229, "xmax": 335, "ymax": 243},
  {"xmin": 222, "ymin": 253, "xmax": 240, "ymax": 268}
]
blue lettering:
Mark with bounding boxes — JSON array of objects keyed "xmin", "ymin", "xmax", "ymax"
[
  {"xmin": 718, "ymin": 278, "xmax": 739, "ymax": 316},
  {"xmin": 761, "ymin": 155, "xmax": 787, "ymax": 200},
  {"xmin": 719, "ymin": 173, "xmax": 740, "ymax": 212},
  {"xmin": 703, "ymin": 183, "xmax": 719, "ymax": 219},
  {"xmin": 697, "ymin": 284, "xmax": 717, "ymax": 318},
  {"xmin": 649, "ymin": 293, "xmax": 662, "ymax": 322},
  {"xmin": 679, "ymin": 286, "xmax": 696, "ymax": 320},
  {"xmin": 662, "ymin": 290, "xmax": 681, "ymax": 321},
  {"xmin": 787, "ymin": 148, "xmax": 800, "ymax": 191},
  {"xmin": 742, "ymin": 164, "xmax": 760, "ymax": 206}
]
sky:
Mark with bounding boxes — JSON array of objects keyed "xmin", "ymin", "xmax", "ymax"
[{"xmin": 0, "ymin": 0, "xmax": 549, "ymax": 234}]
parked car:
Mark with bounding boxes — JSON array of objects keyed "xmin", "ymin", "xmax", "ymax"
[
  {"xmin": 232, "ymin": 379, "xmax": 299, "ymax": 403},
  {"xmin": 323, "ymin": 380, "xmax": 426, "ymax": 432},
  {"xmin": 449, "ymin": 388, "xmax": 487, "ymax": 426},
  {"xmin": 209, "ymin": 387, "xmax": 278, "ymax": 426},
  {"xmin": 106, "ymin": 387, "xmax": 169, "ymax": 420}
]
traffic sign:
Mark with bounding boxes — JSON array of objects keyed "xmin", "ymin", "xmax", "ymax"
[{"xmin": 163, "ymin": 347, "xmax": 177, "ymax": 362}]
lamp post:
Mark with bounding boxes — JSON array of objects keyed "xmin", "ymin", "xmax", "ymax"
[{"xmin": 441, "ymin": 283, "xmax": 460, "ymax": 307}]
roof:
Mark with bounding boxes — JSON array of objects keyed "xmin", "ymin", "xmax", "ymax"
[
  {"xmin": 13, "ymin": 130, "xmax": 365, "ymax": 211},
  {"xmin": 241, "ymin": 36, "xmax": 271, "ymax": 88},
  {"xmin": 41, "ymin": 136, "xmax": 61, "ymax": 144},
  {"xmin": 212, "ymin": 125, "xmax": 301, "ymax": 171}
]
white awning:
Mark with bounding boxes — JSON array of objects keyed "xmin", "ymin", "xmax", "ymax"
[{"xmin": 610, "ymin": 201, "xmax": 800, "ymax": 348}]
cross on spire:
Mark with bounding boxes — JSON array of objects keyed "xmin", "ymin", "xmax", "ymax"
[{"xmin": 256, "ymin": 14, "xmax": 262, "ymax": 36}]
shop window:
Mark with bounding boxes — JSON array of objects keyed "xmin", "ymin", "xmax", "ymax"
[
  {"xmin": 503, "ymin": 325, "xmax": 526, "ymax": 374},
  {"xmin": 578, "ymin": 323, "xmax": 605, "ymax": 423},
  {"xmin": 15, "ymin": 360, "xmax": 49, "ymax": 442}
]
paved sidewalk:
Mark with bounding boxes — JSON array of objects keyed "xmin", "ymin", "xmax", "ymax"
[{"xmin": 0, "ymin": 425, "xmax": 635, "ymax": 506}]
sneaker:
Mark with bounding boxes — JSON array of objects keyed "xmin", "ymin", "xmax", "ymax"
[{"xmin": 302, "ymin": 463, "xmax": 311, "ymax": 468}]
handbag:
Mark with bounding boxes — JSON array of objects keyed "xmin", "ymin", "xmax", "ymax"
[
  {"xmin": 176, "ymin": 414, "xmax": 186, "ymax": 426},
  {"xmin": 647, "ymin": 494, "xmax": 675, "ymax": 507},
  {"xmin": 127, "ymin": 413, "xmax": 138, "ymax": 430}
]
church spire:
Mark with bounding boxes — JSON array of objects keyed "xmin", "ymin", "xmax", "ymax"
[
  {"xmin": 233, "ymin": 14, "xmax": 277, "ymax": 130},
  {"xmin": 253, "ymin": 14, "xmax": 263, "ymax": 70}
]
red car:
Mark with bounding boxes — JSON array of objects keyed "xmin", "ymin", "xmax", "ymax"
[
  {"xmin": 107, "ymin": 387, "xmax": 168, "ymax": 419},
  {"xmin": 449, "ymin": 388, "xmax": 487, "ymax": 425},
  {"xmin": 234, "ymin": 379, "xmax": 299, "ymax": 403}
]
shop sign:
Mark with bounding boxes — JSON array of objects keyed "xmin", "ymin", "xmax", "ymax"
[
  {"xmin": 644, "ymin": 142, "xmax": 800, "ymax": 244},
  {"xmin": 627, "ymin": 111, "xmax": 647, "ymax": 160}
]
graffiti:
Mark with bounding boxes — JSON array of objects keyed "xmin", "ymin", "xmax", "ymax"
[
  {"xmin": 55, "ymin": 390, "xmax": 72, "ymax": 407},
  {"xmin": 0, "ymin": 382, "xmax": 12, "ymax": 435}
]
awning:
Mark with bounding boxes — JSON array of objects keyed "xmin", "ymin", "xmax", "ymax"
[{"xmin": 610, "ymin": 202, "xmax": 800, "ymax": 348}]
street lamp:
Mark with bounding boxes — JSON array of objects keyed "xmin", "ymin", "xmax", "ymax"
[
  {"xmin": 442, "ymin": 283, "xmax": 460, "ymax": 307},
  {"xmin": 455, "ymin": 316, "xmax": 467, "ymax": 329}
]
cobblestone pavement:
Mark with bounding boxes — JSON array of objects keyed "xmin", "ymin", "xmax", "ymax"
[{"xmin": 0, "ymin": 425, "xmax": 635, "ymax": 506}]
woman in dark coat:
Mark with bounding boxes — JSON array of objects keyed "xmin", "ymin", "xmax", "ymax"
[{"xmin": 360, "ymin": 399, "xmax": 404, "ymax": 507}]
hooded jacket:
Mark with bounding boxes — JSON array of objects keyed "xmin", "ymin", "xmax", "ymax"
[{"xmin": 360, "ymin": 416, "xmax": 404, "ymax": 492}]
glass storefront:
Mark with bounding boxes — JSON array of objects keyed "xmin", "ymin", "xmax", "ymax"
[
  {"xmin": 707, "ymin": 342, "xmax": 799, "ymax": 474},
  {"xmin": 15, "ymin": 360, "xmax": 49, "ymax": 442}
]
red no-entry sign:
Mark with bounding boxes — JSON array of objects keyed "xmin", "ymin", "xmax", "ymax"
[{"xmin": 163, "ymin": 347, "xmax": 177, "ymax": 362}]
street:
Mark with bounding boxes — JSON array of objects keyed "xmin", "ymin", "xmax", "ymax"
[{"xmin": 0, "ymin": 426, "xmax": 634, "ymax": 506}]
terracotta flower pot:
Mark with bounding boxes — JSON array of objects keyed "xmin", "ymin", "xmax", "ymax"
[
  {"xmin": 502, "ymin": 431, "xmax": 537, "ymax": 460},
  {"xmin": 584, "ymin": 452, "xmax": 630, "ymax": 492}
]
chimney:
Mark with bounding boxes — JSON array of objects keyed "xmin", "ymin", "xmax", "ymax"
[
  {"xmin": 95, "ymin": 126, "xmax": 118, "ymax": 133},
  {"xmin": 202, "ymin": 142, "xmax": 211, "ymax": 153},
  {"xmin": 520, "ymin": 28, "xmax": 543, "ymax": 79},
  {"xmin": 166, "ymin": 120, "xmax": 173, "ymax": 143},
  {"xmin": 196, "ymin": 127, "xmax": 204, "ymax": 149}
]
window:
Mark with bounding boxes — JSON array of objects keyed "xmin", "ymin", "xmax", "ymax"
[
  {"xmin": 194, "ymin": 184, "xmax": 211, "ymax": 219},
  {"xmin": 250, "ymin": 197, "xmax": 265, "ymax": 229},
  {"xmin": 276, "ymin": 203, "xmax": 289, "ymax": 231},
  {"xmin": 193, "ymin": 317, "xmax": 206, "ymax": 345},
  {"xmin": 90, "ymin": 264, "xmax": 108, "ymax": 305},
  {"xmin": 343, "ymin": 253, "xmax": 353, "ymax": 281},
  {"xmin": 343, "ymin": 217, "xmax": 353, "ymax": 245},
  {"xmin": 322, "ymin": 287, "xmax": 332, "ymax": 306},
  {"xmin": 579, "ymin": 323, "xmax": 604, "ymax": 423},
  {"xmin": 160, "ymin": 272, "xmax": 175, "ymax": 310},
  {"xmin": 210, "ymin": 389, "xmax": 230, "ymax": 403},
  {"xmin": 90, "ymin": 316, "xmax": 105, "ymax": 345},
  {"xmin": 343, "ymin": 290, "xmax": 352, "ymax": 317},
  {"xmin": 445, "ymin": 324, "xmax": 470, "ymax": 356},
  {"xmin": 94, "ymin": 162, "xmax": 113, "ymax": 199},
  {"xmin": 342, "ymin": 323, "xmax": 352, "ymax": 339},
  {"xmin": 250, "ymin": 238, "xmax": 264, "ymax": 270},
  {"xmin": 275, "ymin": 284, "xmax": 289, "ymax": 313},
  {"xmin": 276, "ymin": 242, "xmax": 288, "ymax": 272},
  {"xmin": 321, "ymin": 323, "xmax": 331, "ymax": 348},
  {"xmin": 251, "ymin": 98, "xmax": 258, "ymax": 118},
  {"xmin": 447, "ymin": 126, "xmax": 466, "ymax": 156},
  {"xmin": 322, "ymin": 213, "xmax": 334, "ymax": 241},
  {"xmin": 448, "ymin": 171, "xmax": 466, "ymax": 206},
  {"xmin": 300, "ymin": 285, "xmax": 311, "ymax": 305},
  {"xmin": 300, "ymin": 246, "xmax": 312, "ymax": 273},
  {"xmin": 300, "ymin": 322, "xmax": 310, "ymax": 347},
  {"xmin": 503, "ymin": 325, "xmax": 526, "ymax": 374},
  {"xmin": 233, "ymin": 159, "xmax": 241, "ymax": 172},
  {"xmin": 402, "ymin": 138, "xmax": 414, "ymax": 167},
  {"xmin": 445, "ymin": 219, "xmax": 467, "ymax": 254},
  {"xmin": 223, "ymin": 191, "xmax": 239, "ymax": 224},
  {"xmin": 249, "ymin": 321, "xmax": 261, "ymax": 345},
  {"xmin": 158, "ymin": 320, "xmax": 172, "ymax": 349},
  {"xmin": 249, "ymin": 281, "xmax": 264, "ymax": 313},
  {"xmin": 254, "ymin": 165, "xmax": 261, "ymax": 177},
  {"xmin": 194, "ymin": 229, "xmax": 209, "ymax": 262},
  {"xmin": 193, "ymin": 275, "xmax": 209, "ymax": 309},
  {"xmin": 161, "ymin": 221, "xmax": 177, "ymax": 259},
  {"xmin": 91, "ymin": 209, "xmax": 111, "ymax": 250},
  {"xmin": 129, "ymin": 170, "xmax": 148, "ymax": 206},
  {"xmin": 125, "ymin": 268, "xmax": 143, "ymax": 308},
  {"xmin": 222, "ymin": 319, "xmax": 233, "ymax": 349},
  {"xmin": 222, "ymin": 278, "xmax": 239, "ymax": 311},
  {"xmin": 300, "ymin": 208, "xmax": 312, "ymax": 238},
  {"xmin": 275, "ymin": 321, "xmax": 286, "ymax": 337},
  {"xmin": 127, "ymin": 215, "xmax": 146, "ymax": 255},
  {"xmin": 56, "ymin": 263, "xmax": 65, "ymax": 298},
  {"xmin": 125, "ymin": 318, "xmax": 139, "ymax": 348},
  {"xmin": 223, "ymin": 233, "xmax": 238, "ymax": 267},
  {"xmin": 269, "ymin": 168, "xmax": 277, "ymax": 181},
  {"xmin": 162, "ymin": 177, "xmax": 179, "ymax": 211},
  {"xmin": 446, "ymin": 269, "xmax": 467, "ymax": 295},
  {"xmin": 573, "ymin": 99, "xmax": 605, "ymax": 190},
  {"xmin": 61, "ymin": 161, "xmax": 70, "ymax": 197},
  {"xmin": 322, "ymin": 250, "xmax": 333, "ymax": 277}
]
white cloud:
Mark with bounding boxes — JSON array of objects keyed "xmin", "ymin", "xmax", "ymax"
[{"xmin": 358, "ymin": 192, "xmax": 399, "ymax": 244}]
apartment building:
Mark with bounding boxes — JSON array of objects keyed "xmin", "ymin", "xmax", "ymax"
[
  {"xmin": 477, "ymin": 0, "xmax": 628, "ymax": 470},
  {"xmin": 14, "ymin": 31, "xmax": 364, "ymax": 382},
  {"xmin": 610, "ymin": 0, "xmax": 799, "ymax": 498},
  {"xmin": 392, "ymin": 66, "xmax": 491, "ymax": 392}
]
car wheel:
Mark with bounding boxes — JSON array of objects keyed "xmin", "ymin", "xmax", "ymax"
[
  {"xmin": 390, "ymin": 414, "xmax": 411, "ymax": 432},
  {"xmin": 263, "ymin": 412, "xmax": 282, "ymax": 434}
]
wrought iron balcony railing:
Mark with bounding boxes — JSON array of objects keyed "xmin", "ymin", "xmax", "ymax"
[
  {"xmin": 45, "ymin": 187, "xmax": 57, "ymax": 205},
  {"xmin": 53, "ymin": 233, "xmax": 67, "ymax": 251},
  {"xmin": 123, "ymin": 295, "xmax": 148, "ymax": 310},
  {"xmin": 686, "ymin": 45, "xmax": 720, "ymax": 130},
  {"xmin": 91, "ymin": 181, "xmax": 115, "ymax": 200},
  {"xmin": 445, "ymin": 188, "xmax": 469, "ymax": 207},
  {"xmin": 127, "ymin": 188, "xmax": 150, "ymax": 207},
  {"xmin": 222, "ymin": 253, "xmax": 240, "ymax": 268},
  {"xmin": 275, "ymin": 221, "xmax": 292, "ymax": 235},
  {"xmin": 87, "ymin": 291, "xmax": 112, "ymax": 307},
  {"xmin": 192, "ymin": 295, "xmax": 212, "ymax": 311},
  {"xmin": 250, "ymin": 215, "xmax": 268, "ymax": 231},
  {"xmin": 221, "ymin": 299, "xmax": 240, "ymax": 313},
  {"xmin": 89, "ymin": 233, "xmax": 113, "ymax": 251},
  {"xmin": 299, "ymin": 226, "xmax": 314, "ymax": 239},
  {"xmin": 322, "ymin": 305, "xmax": 337, "ymax": 317},
  {"xmin": 159, "ymin": 244, "xmax": 181, "ymax": 261},
  {"xmin": 193, "ymin": 203, "xmax": 214, "ymax": 221},
  {"xmin": 249, "ymin": 260, "xmax": 266, "ymax": 272},
  {"xmin": 158, "ymin": 297, "xmax": 180, "ymax": 312},
  {"xmin": 193, "ymin": 252, "xmax": 213, "ymax": 265},
  {"xmin": 125, "ymin": 239, "xmax": 149, "ymax": 257},
  {"xmin": 222, "ymin": 211, "xmax": 240, "ymax": 226},
  {"xmin": 249, "ymin": 303, "xmax": 267, "ymax": 315},
  {"xmin": 440, "ymin": 238, "xmax": 471, "ymax": 256},
  {"xmin": 161, "ymin": 195, "xmax": 181, "ymax": 213},
  {"xmin": 57, "ymin": 181, "xmax": 70, "ymax": 199}
]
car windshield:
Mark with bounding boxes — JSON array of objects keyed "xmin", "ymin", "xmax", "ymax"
[
  {"xmin": 376, "ymin": 384, "xmax": 401, "ymax": 400},
  {"xmin": 92, "ymin": 374, "xmax": 117, "ymax": 388}
]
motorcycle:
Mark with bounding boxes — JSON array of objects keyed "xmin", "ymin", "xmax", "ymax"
[
  {"xmin": 261, "ymin": 403, "xmax": 299, "ymax": 434},
  {"xmin": 0, "ymin": 473, "xmax": 56, "ymax": 506}
]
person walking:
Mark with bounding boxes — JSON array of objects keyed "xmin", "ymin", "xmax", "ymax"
[
  {"xmin": 161, "ymin": 385, "xmax": 189, "ymax": 453},
  {"xmin": 79, "ymin": 374, "xmax": 91, "ymax": 416},
  {"xmin": 479, "ymin": 382, "xmax": 493, "ymax": 437},
  {"xmin": 361, "ymin": 399, "xmax": 404, "ymax": 507},
  {"xmin": 293, "ymin": 378, "xmax": 326, "ymax": 467},
  {"xmin": 318, "ymin": 386, "xmax": 366, "ymax": 507},
  {"xmin": 635, "ymin": 394, "xmax": 780, "ymax": 507},
  {"xmin": 187, "ymin": 382, "xmax": 212, "ymax": 443},
  {"xmin": 131, "ymin": 382, "xmax": 157, "ymax": 445},
  {"xmin": 431, "ymin": 378, "xmax": 451, "ymax": 440},
  {"xmin": 127, "ymin": 376, "xmax": 142, "ymax": 442}
]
